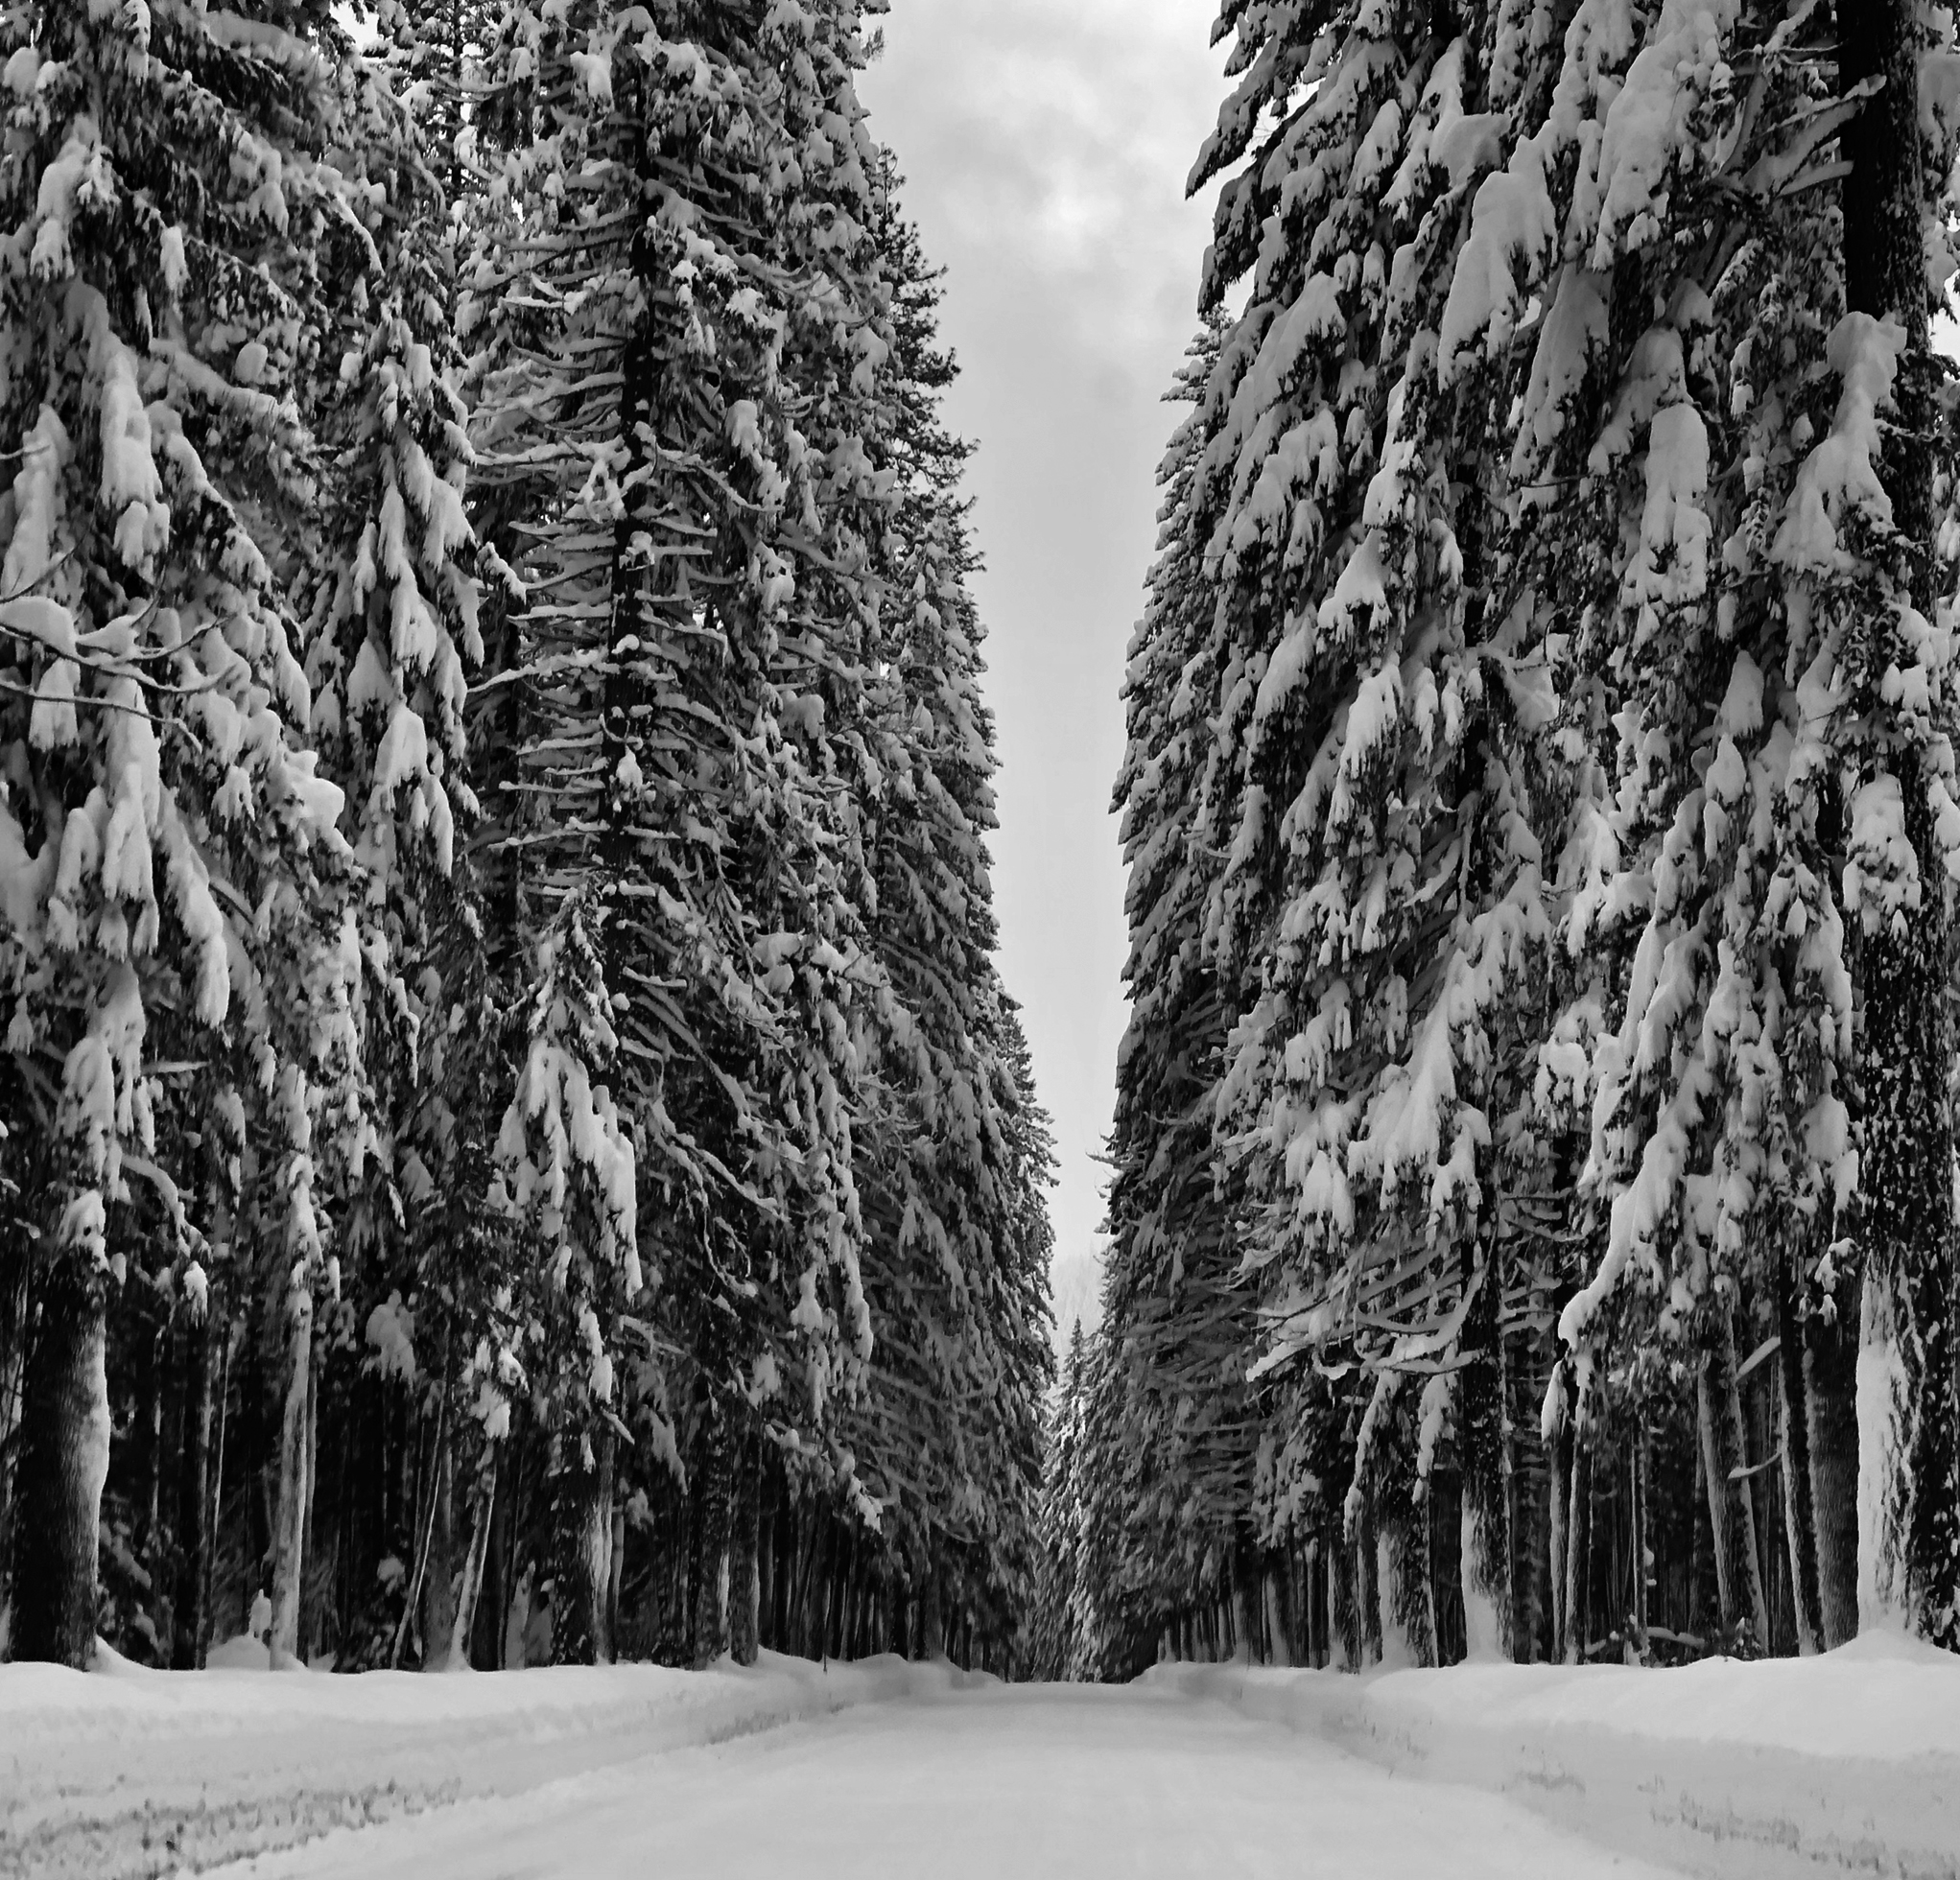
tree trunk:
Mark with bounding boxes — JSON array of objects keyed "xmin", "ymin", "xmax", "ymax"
[
  {"xmin": 1857, "ymin": 1267, "xmax": 1914, "ymax": 1629},
  {"xmin": 1230, "ymin": 1524, "xmax": 1258, "ymax": 1663},
  {"xmin": 1299, "ymin": 1545, "xmax": 1315, "ymax": 1668},
  {"xmin": 11, "ymin": 1262, "xmax": 110, "ymax": 1666},
  {"xmin": 446, "ymin": 1450, "xmax": 496, "ymax": 1671},
  {"xmin": 757, "ymin": 1494, "xmax": 776, "ymax": 1655},
  {"xmin": 607, "ymin": 1493, "xmax": 626, "ymax": 1657},
  {"xmin": 1721, "ymin": 1317, "xmax": 1772, "ymax": 1648},
  {"xmin": 0, "ymin": 1242, "xmax": 33, "ymax": 1640},
  {"xmin": 1310, "ymin": 1541, "xmax": 1327, "ymax": 1668},
  {"xmin": 267, "ymin": 1279, "xmax": 314, "ymax": 1668},
  {"xmin": 421, "ymin": 1428, "xmax": 458, "ymax": 1669},
  {"xmin": 769, "ymin": 1498, "xmax": 794, "ymax": 1657},
  {"xmin": 1460, "ymin": 1244, "xmax": 1514, "ymax": 1659},
  {"xmin": 917, "ymin": 1553, "xmax": 944, "ymax": 1662},
  {"xmin": 1697, "ymin": 1321, "xmax": 1769, "ymax": 1648},
  {"xmin": 791, "ymin": 1509, "xmax": 818, "ymax": 1658},
  {"xmin": 1697, "ymin": 1350, "xmax": 1735, "ymax": 1632},
  {"xmin": 1513, "ymin": 1329, "xmax": 1551, "ymax": 1661},
  {"xmin": 691, "ymin": 1413, "xmax": 731, "ymax": 1666},
  {"xmin": 171, "ymin": 1311, "xmax": 215, "ymax": 1669},
  {"xmin": 728, "ymin": 1430, "xmax": 761, "ymax": 1666},
  {"xmin": 206, "ymin": 1319, "xmax": 237, "ymax": 1646},
  {"xmin": 1263, "ymin": 1565, "xmax": 1291, "ymax": 1666},
  {"xmin": 475, "ymin": 1440, "xmax": 511, "ymax": 1669},
  {"xmin": 133, "ymin": 1323, "xmax": 165, "ymax": 1598},
  {"xmin": 1331, "ymin": 1520, "xmax": 1358, "ymax": 1669},
  {"xmin": 1777, "ymin": 1239, "xmax": 1825, "ymax": 1655},
  {"xmin": 827, "ymin": 1530, "xmax": 851, "ymax": 1659},
  {"xmin": 1356, "ymin": 1491, "xmax": 1382, "ymax": 1664},
  {"xmin": 1840, "ymin": 0, "xmax": 1960, "ymax": 1651},
  {"xmin": 1806, "ymin": 1303, "xmax": 1860, "ymax": 1646},
  {"xmin": 547, "ymin": 1424, "xmax": 613, "ymax": 1665},
  {"xmin": 1547, "ymin": 1375, "xmax": 1570, "ymax": 1658},
  {"xmin": 659, "ymin": 1477, "xmax": 691, "ymax": 1665},
  {"xmin": 1631, "ymin": 1423, "xmax": 1652, "ymax": 1656},
  {"xmin": 1563, "ymin": 1412, "xmax": 1592, "ymax": 1664}
]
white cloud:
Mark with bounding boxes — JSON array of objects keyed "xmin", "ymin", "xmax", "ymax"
[
  {"xmin": 861, "ymin": 1, "xmax": 1224, "ymax": 1346},
  {"xmin": 866, "ymin": 0, "xmax": 1218, "ymax": 353}
]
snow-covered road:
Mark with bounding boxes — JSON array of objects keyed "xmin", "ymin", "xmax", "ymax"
[{"xmin": 214, "ymin": 1679, "xmax": 1682, "ymax": 1879}]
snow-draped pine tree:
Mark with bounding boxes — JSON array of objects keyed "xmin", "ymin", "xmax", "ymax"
[
  {"xmin": 833, "ymin": 191, "xmax": 1051, "ymax": 1653},
  {"xmin": 1087, "ymin": 0, "xmax": 1960, "ymax": 1670},
  {"xmin": 1488, "ymin": 0, "xmax": 1960, "ymax": 1654},
  {"xmin": 1456, "ymin": 0, "xmax": 1862, "ymax": 1658},
  {"xmin": 288, "ymin": 0, "xmax": 529, "ymax": 1674},
  {"xmin": 462, "ymin": 0, "xmax": 841, "ymax": 1664},
  {"xmin": 1100, "ymin": 317, "xmax": 1275, "ymax": 1665},
  {"xmin": 0, "ymin": 0, "xmax": 408, "ymax": 1666},
  {"xmin": 1090, "ymin": 0, "xmax": 1577, "ymax": 1668},
  {"xmin": 458, "ymin": 0, "xmax": 1056, "ymax": 1671},
  {"xmin": 1071, "ymin": 1313, "xmax": 1160, "ymax": 1675},
  {"xmin": 1027, "ymin": 1316, "xmax": 1087, "ymax": 1680},
  {"xmin": 0, "ymin": 0, "xmax": 1051, "ymax": 1676}
]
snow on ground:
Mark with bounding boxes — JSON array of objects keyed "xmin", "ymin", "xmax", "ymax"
[
  {"xmin": 0, "ymin": 1649, "xmax": 926, "ymax": 1880},
  {"xmin": 1156, "ymin": 1631, "xmax": 1960, "ymax": 1879},
  {"xmin": 173, "ymin": 1679, "xmax": 1686, "ymax": 1880},
  {"xmin": 3, "ymin": 1638, "xmax": 1956, "ymax": 1878}
]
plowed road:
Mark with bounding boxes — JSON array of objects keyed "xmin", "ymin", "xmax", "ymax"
[{"xmin": 214, "ymin": 1680, "xmax": 1681, "ymax": 1879}]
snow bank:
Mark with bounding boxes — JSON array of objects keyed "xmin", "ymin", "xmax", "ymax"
[
  {"xmin": 1145, "ymin": 1633, "xmax": 1960, "ymax": 1880},
  {"xmin": 9, "ymin": 1643, "xmax": 1954, "ymax": 1879},
  {"xmin": 0, "ymin": 1651, "xmax": 953, "ymax": 1880}
]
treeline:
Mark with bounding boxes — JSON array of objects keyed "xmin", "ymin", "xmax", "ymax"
[
  {"xmin": 0, "ymin": 0, "xmax": 1051, "ymax": 1679},
  {"xmin": 1051, "ymin": 0, "xmax": 1960, "ymax": 1677}
]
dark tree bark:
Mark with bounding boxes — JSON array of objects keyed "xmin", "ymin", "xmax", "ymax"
[
  {"xmin": 756, "ymin": 1493, "xmax": 776, "ymax": 1655},
  {"xmin": 1332, "ymin": 1516, "xmax": 1358, "ymax": 1669},
  {"xmin": 917, "ymin": 1550, "xmax": 945, "ymax": 1661},
  {"xmin": 474, "ymin": 1439, "xmax": 512, "ymax": 1668},
  {"xmin": 1805, "ymin": 1303, "xmax": 1861, "ymax": 1646},
  {"xmin": 1722, "ymin": 1319, "xmax": 1773, "ymax": 1649},
  {"xmin": 1511, "ymin": 1328, "xmax": 1552, "ymax": 1660},
  {"xmin": 267, "ymin": 1282, "xmax": 314, "ymax": 1667},
  {"xmin": 690, "ymin": 1410, "xmax": 732, "ymax": 1665},
  {"xmin": 448, "ymin": 1449, "xmax": 497, "ymax": 1672},
  {"xmin": 1631, "ymin": 1423, "xmax": 1652, "ymax": 1651},
  {"xmin": 1776, "ymin": 1237, "xmax": 1825, "ymax": 1655},
  {"xmin": 421, "ymin": 1432, "xmax": 459, "ymax": 1669},
  {"xmin": 1263, "ymin": 1559, "xmax": 1291, "ymax": 1666},
  {"xmin": 420, "ymin": 1430, "xmax": 458, "ymax": 1669},
  {"xmin": 206, "ymin": 1320, "xmax": 237, "ymax": 1643},
  {"xmin": 133, "ymin": 1323, "xmax": 165, "ymax": 1586},
  {"xmin": 1697, "ymin": 1319, "xmax": 1770, "ymax": 1647},
  {"xmin": 1231, "ymin": 1522, "xmax": 1260, "ymax": 1662},
  {"xmin": 548, "ymin": 1423, "xmax": 614, "ymax": 1665},
  {"xmin": 0, "ymin": 1238, "xmax": 31, "ymax": 1618},
  {"xmin": 728, "ymin": 1428, "xmax": 760, "ymax": 1666},
  {"xmin": 171, "ymin": 1312, "xmax": 215, "ymax": 1669},
  {"xmin": 11, "ymin": 1262, "xmax": 110, "ymax": 1666},
  {"xmin": 1459, "ymin": 1234, "xmax": 1514, "ymax": 1659},
  {"xmin": 1357, "ymin": 1488, "xmax": 1382, "ymax": 1664},
  {"xmin": 1561, "ymin": 1405, "xmax": 1592, "ymax": 1664},
  {"xmin": 1547, "ymin": 1368, "xmax": 1572, "ymax": 1657}
]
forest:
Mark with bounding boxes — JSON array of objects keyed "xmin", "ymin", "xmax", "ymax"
[
  {"xmin": 0, "ymin": 0, "xmax": 1057, "ymax": 1678},
  {"xmin": 8, "ymin": 0, "xmax": 1960, "ymax": 1704},
  {"xmin": 1035, "ymin": 0, "xmax": 1960, "ymax": 1679}
]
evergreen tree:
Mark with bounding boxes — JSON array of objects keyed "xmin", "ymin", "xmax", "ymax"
[
  {"xmin": 0, "ymin": 0, "xmax": 408, "ymax": 1668},
  {"xmin": 1028, "ymin": 1318, "xmax": 1086, "ymax": 1680},
  {"xmin": 1089, "ymin": 0, "xmax": 1960, "ymax": 1670}
]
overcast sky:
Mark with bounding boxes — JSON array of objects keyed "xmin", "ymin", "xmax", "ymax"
[{"xmin": 858, "ymin": 2, "xmax": 1223, "ymax": 1344}]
